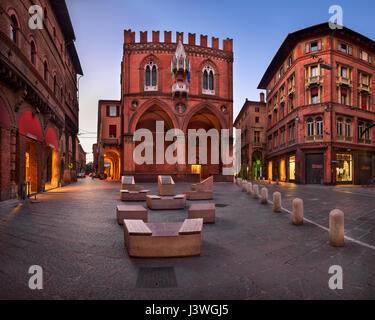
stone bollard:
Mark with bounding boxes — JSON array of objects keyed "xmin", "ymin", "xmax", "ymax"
[
  {"xmin": 252, "ymin": 185, "xmax": 259, "ymax": 199},
  {"xmin": 273, "ymin": 192, "xmax": 282, "ymax": 212},
  {"xmin": 260, "ymin": 187, "xmax": 268, "ymax": 204},
  {"xmin": 247, "ymin": 182, "xmax": 253, "ymax": 195},
  {"xmin": 242, "ymin": 181, "xmax": 249, "ymax": 192},
  {"xmin": 292, "ymin": 198, "xmax": 304, "ymax": 225},
  {"xmin": 329, "ymin": 209, "xmax": 344, "ymax": 247}
]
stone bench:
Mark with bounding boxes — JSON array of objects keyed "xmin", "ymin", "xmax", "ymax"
[
  {"xmin": 158, "ymin": 175, "xmax": 175, "ymax": 196},
  {"xmin": 185, "ymin": 176, "xmax": 213, "ymax": 200},
  {"xmin": 146, "ymin": 194, "xmax": 186, "ymax": 210},
  {"xmin": 120, "ymin": 189, "xmax": 150, "ymax": 201},
  {"xmin": 116, "ymin": 205, "xmax": 148, "ymax": 225},
  {"xmin": 188, "ymin": 203, "xmax": 215, "ymax": 224},
  {"xmin": 123, "ymin": 218, "xmax": 203, "ymax": 258},
  {"xmin": 121, "ymin": 175, "xmax": 144, "ymax": 191}
]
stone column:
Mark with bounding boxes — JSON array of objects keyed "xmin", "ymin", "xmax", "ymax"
[{"xmin": 123, "ymin": 134, "xmax": 135, "ymax": 174}]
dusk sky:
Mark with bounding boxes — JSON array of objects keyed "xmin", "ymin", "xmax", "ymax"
[{"xmin": 65, "ymin": 0, "xmax": 375, "ymax": 162}]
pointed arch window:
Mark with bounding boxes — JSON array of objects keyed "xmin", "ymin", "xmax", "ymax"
[
  {"xmin": 53, "ymin": 74, "xmax": 57, "ymax": 94},
  {"xmin": 10, "ymin": 14, "xmax": 18, "ymax": 43},
  {"xmin": 43, "ymin": 60, "xmax": 48, "ymax": 81},
  {"xmin": 144, "ymin": 61, "xmax": 158, "ymax": 91},
  {"xmin": 203, "ymin": 65, "xmax": 215, "ymax": 95},
  {"xmin": 30, "ymin": 40, "xmax": 36, "ymax": 65}
]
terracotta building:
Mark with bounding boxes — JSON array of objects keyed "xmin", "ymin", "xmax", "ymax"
[
  {"xmin": 0, "ymin": 0, "xmax": 82, "ymax": 200},
  {"xmin": 234, "ymin": 93, "xmax": 267, "ymax": 179},
  {"xmin": 96, "ymin": 30, "xmax": 234, "ymax": 182},
  {"xmin": 258, "ymin": 23, "xmax": 375, "ymax": 185}
]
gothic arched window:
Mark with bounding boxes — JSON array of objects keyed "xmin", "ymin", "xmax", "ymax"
[
  {"xmin": 30, "ymin": 40, "xmax": 36, "ymax": 65},
  {"xmin": 10, "ymin": 14, "xmax": 18, "ymax": 43},
  {"xmin": 43, "ymin": 59, "xmax": 48, "ymax": 81},
  {"xmin": 203, "ymin": 65, "xmax": 215, "ymax": 94},
  {"xmin": 145, "ymin": 61, "xmax": 158, "ymax": 91}
]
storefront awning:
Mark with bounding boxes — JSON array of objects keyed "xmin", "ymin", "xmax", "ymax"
[
  {"xmin": 18, "ymin": 111, "xmax": 43, "ymax": 142},
  {"xmin": 45, "ymin": 127, "xmax": 58, "ymax": 149}
]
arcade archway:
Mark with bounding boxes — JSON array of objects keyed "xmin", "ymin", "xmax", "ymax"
[
  {"xmin": 134, "ymin": 105, "xmax": 175, "ymax": 174},
  {"xmin": 104, "ymin": 150, "xmax": 120, "ymax": 180},
  {"xmin": 186, "ymin": 107, "xmax": 222, "ymax": 179}
]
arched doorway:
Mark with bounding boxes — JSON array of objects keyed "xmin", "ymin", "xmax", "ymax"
[
  {"xmin": 252, "ymin": 151, "xmax": 263, "ymax": 179},
  {"xmin": 104, "ymin": 150, "xmax": 120, "ymax": 180},
  {"xmin": 185, "ymin": 107, "xmax": 222, "ymax": 179},
  {"xmin": 18, "ymin": 111, "xmax": 43, "ymax": 195},
  {"xmin": 134, "ymin": 105, "xmax": 175, "ymax": 174}
]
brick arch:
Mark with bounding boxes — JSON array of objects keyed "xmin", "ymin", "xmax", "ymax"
[
  {"xmin": 0, "ymin": 91, "xmax": 16, "ymax": 129},
  {"xmin": 182, "ymin": 102, "xmax": 227, "ymax": 133},
  {"xmin": 129, "ymin": 99, "xmax": 179, "ymax": 133}
]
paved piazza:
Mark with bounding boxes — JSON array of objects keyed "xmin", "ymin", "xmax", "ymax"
[{"xmin": 0, "ymin": 179, "xmax": 374, "ymax": 299}]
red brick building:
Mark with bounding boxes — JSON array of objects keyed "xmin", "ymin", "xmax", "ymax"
[
  {"xmin": 234, "ymin": 93, "xmax": 267, "ymax": 179},
  {"xmin": 0, "ymin": 0, "xmax": 82, "ymax": 200},
  {"xmin": 258, "ymin": 23, "xmax": 375, "ymax": 185},
  {"xmin": 96, "ymin": 30, "xmax": 234, "ymax": 182}
]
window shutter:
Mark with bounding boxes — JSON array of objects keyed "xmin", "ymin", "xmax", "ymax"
[
  {"xmin": 338, "ymin": 43, "xmax": 341, "ymax": 51},
  {"xmin": 318, "ymin": 40, "xmax": 322, "ymax": 51},
  {"xmin": 341, "ymin": 87, "xmax": 347, "ymax": 97},
  {"xmin": 348, "ymin": 46, "xmax": 353, "ymax": 55},
  {"xmin": 305, "ymin": 43, "xmax": 310, "ymax": 54},
  {"xmin": 360, "ymin": 51, "xmax": 362, "ymax": 59},
  {"xmin": 106, "ymin": 106, "xmax": 109, "ymax": 116},
  {"xmin": 362, "ymin": 94, "xmax": 367, "ymax": 110},
  {"xmin": 116, "ymin": 106, "xmax": 120, "ymax": 116}
]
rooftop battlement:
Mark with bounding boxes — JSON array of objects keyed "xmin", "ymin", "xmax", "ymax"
[{"xmin": 124, "ymin": 30, "xmax": 233, "ymax": 52}]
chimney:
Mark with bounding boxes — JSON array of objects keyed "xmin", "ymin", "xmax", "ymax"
[{"xmin": 260, "ymin": 92, "xmax": 265, "ymax": 103}]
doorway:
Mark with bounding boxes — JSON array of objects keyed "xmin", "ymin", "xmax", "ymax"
[
  {"xmin": 306, "ymin": 153, "xmax": 324, "ymax": 184},
  {"xmin": 25, "ymin": 138, "xmax": 38, "ymax": 194}
]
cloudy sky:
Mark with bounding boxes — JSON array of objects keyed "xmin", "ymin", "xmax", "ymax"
[{"xmin": 66, "ymin": 0, "xmax": 375, "ymax": 162}]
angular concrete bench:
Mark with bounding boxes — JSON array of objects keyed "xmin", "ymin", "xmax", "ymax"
[
  {"xmin": 123, "ymin": 218, "xmax": 203, "ymax": 258},
  {"xmin": 116, "ymin": 205, "xmax": 148, "ymax": 224},
  {"xmin": 120, "ymin": 189, "xmax": 150, "ymax": 201},
  {"xmin": 188, "ymin": 203, "xmax": 215, "ymax": 224},
  {"xmin": 121, "ymin": 176, "xmax": 144, "ymax": 191},
  {"xmin": 158, "ymin": 175, "xmax": 175, "ymax": 196},
  {"xmin": 185, "ymin": 176, "xmax": 214, "ymax": 200},
  {"xmin": 146, "ymin": 194, "xmax": 186, "ymax": 210}
]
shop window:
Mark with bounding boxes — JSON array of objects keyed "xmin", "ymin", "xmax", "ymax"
[
  {"xmin": 289, "ymin": 156, "xmax": 296, "ymax": 181},
  {"xmin": 335, "ymin": 153, "xmax": 352, "ymax": 182}
]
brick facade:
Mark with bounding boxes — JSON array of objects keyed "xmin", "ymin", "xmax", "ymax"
[
  {"xmin": 258, "ymin": 23, "xmax": 375, "ymax": 185},
  {"xmin": 0, "ymin": 0, "xmax": 82, "ymax": 200},
  {"xmin": 96, "ymin": 30, "xmax": 234, "ymax": 182}
]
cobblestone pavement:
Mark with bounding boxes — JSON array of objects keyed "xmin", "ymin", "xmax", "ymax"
[
  {"xmin": 251, "ymin": 181, "xmax": 375, "ymax": 247},
  {"xmin": 0, "ymin": 178, "xmax": 374, "ymax": 300}
]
